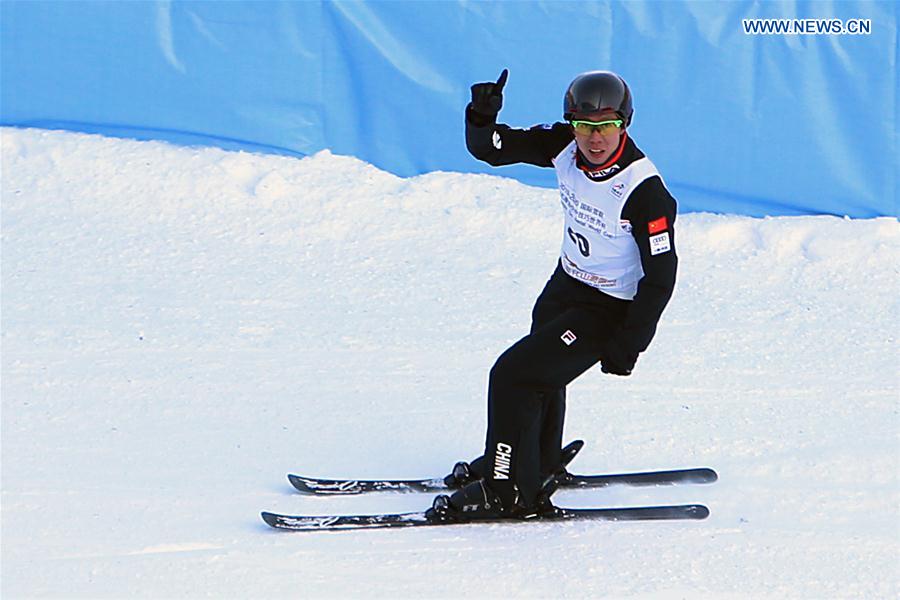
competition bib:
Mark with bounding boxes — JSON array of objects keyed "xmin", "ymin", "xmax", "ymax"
[{"xmin": 552, "ymin": 141, "xmax": 660, "ymax": 300}]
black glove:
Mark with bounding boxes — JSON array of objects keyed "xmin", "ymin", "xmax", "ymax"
[
  {"xmin": 600, "ymin": 339, "xmax": 637, "ymax": 377},
  {"xmin": 470, "ymin": 69, "xmax": 509, "ymax": 123}
]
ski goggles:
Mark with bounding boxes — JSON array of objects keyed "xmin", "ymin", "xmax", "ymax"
[{"xmin": 569, "ymin": 119, "xmax": 624, "ymax": 136}]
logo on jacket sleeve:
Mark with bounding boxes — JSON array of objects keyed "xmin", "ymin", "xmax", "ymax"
[
  {"xmin": 561, "ymin": 330, "xmax": 577, "ymax": 345},
  {"xmin": 648, "ymin": 216, "xmax": 668, "ymax": 234},
  {"xmin": 649, "ymin": 232, "xmax": 671, "ymax": 255}
]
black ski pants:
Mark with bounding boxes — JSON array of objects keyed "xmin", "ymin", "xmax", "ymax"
[{"xmin": 481, "ymin": 262, "xmax": 630, "ymax": 507}]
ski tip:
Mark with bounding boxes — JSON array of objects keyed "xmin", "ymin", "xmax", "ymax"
[
  {"xmin": 261, "ymin": 512, "xmax": 280, "ymax": 527},
  {"xmin": 288, "ymin": 474, "xmax": 319, "ymax": 494},
  {"xmin": 287, "ymin": 474, "xmax": 312, "ymax": 493}
]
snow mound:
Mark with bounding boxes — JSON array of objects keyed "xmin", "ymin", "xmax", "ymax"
[{"xmin": 2, "ymin": 128, "xmax": 898, "ymax": 598}]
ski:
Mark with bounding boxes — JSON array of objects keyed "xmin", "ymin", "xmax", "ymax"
[
  {"xmin": 261, "ymin": 504, "xmax": 709, "ymax": 531},
  {"xmin": 288, "ymin": 466, "xmax": 717, "ymax": 495}
]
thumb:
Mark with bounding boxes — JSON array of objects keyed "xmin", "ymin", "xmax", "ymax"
[{"xmin": 494, "ymin": 69, "xmax": 509, "ymax": 93}]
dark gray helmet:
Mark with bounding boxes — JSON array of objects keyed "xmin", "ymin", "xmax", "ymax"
[{"xmin": 564, "ymin": 71, "xmax": 633, "ymax": 125}]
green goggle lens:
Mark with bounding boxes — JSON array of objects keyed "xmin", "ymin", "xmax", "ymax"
[{"xmin": 569, "ymin": 119, "xmax": 624, "ymax": 135}]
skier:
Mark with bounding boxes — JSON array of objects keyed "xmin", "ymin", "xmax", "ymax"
[{"xmin": 429, "ymin": 69, "xmax": 679, "ymax": 522}]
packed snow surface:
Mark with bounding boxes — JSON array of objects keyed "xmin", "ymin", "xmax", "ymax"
[{"xmin": 2, "ymin": 128, "xmax": 898, "ymax": 598}]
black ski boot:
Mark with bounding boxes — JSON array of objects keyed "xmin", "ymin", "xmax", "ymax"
[
  {"xmin": 426, "ymin": 479, "xmax": 553, "ymax": 523},
  {"xmin": 427, "ymin": 480, "xmax": 518, "ymax": 522},
  {"xmin": 443, "ymin": 441, "xmax": 582, "ymax": 490},
  {"xmin": 431, "ymin": 440, "xmax": 583, "ymax": 521}
]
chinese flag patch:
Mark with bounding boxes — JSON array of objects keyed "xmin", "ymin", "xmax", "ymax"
[{"xmin": 648, "ymin": 216, "xmax": 668, "ymax": 234}]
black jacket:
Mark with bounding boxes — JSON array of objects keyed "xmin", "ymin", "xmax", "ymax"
[{"xmin": 465, "ymin": 106, "xmax": 678, "ymax": 361}]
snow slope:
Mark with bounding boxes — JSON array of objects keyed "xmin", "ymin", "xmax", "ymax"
[{"xmin": 2, "ymin": 128, "xmax": 898, "ymax": 599}]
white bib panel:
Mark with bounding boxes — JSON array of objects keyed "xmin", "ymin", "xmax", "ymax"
[{"xmin": 552, "ymin": 141, "xmax": 661, "ymax": 299}]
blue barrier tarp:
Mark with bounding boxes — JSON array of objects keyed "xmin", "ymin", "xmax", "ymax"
[{"xmin": 1, "ymin": 1, "xmax": 896, "ymax": 217}]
